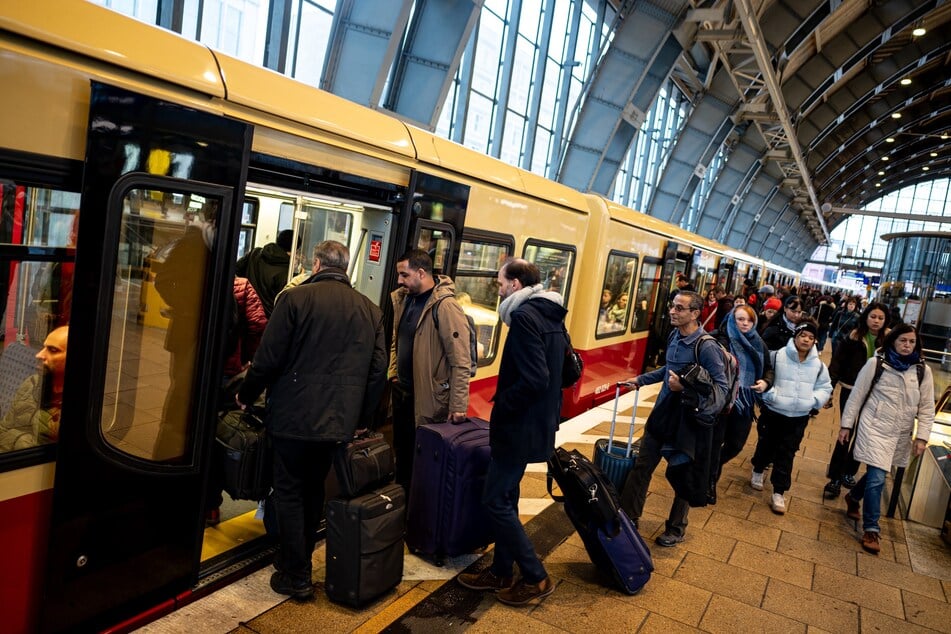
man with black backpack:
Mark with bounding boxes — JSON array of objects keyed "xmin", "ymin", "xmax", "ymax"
[
  {"xmin": 389, "ymin": 249, "xmax": 473, "ymax": 489},
  {"xmin": 619, "ymin": 290, "xmax": 729, "ymax": 547}
]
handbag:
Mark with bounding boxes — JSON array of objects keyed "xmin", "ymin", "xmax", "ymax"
[
  {"xmin": 332, "ymin": 431, "xmax": 395, "ymax": 498},
  {"xmin": 561, "ymin": 329, "xmax": 584, "ymax": 388}
]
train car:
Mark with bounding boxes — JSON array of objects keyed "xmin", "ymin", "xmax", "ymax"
[{"xmin": 0, "ymin": 3, "xmax": 806, "ymax": 631}]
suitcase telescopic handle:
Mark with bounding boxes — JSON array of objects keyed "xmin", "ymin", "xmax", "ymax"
[{"xmin": 608, "ymin": 382, "xmax": 638, "ymax": 458}]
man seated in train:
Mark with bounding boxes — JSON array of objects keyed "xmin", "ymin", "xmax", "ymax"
[{"xmin": 0, "ymin": 326, "xmax": 68, "ymax": 452}]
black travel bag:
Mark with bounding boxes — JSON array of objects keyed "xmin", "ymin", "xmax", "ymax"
[
  {"xmin": 325, "ymin": 483, "xmax": 405, "ymax": 607},
  {"xmin": 333, "ymin": 431, "xmax": 395, "ymax": 498},
  {"xmin": 547, "ymin": 447, "xmax": 653, "ymax": 594},
  {"xmin": 216, "ymin": 407, "xmax": 271, "ymax": 501}
]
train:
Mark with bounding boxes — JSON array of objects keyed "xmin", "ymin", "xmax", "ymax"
[{"xmin": 0, "ymin": 2, "xmax": 805, "ymax": 631}]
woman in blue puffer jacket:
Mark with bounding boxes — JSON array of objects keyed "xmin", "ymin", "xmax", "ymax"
[{"xmin": 750, "ymin": 318, "xmax": 832, "ymax": 515}]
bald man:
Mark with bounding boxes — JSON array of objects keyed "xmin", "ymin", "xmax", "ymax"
[{"xmin": 0, "ymin": 326, "xmax": 68, "ymax": 451}]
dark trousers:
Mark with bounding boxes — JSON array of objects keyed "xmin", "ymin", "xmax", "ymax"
[
  {"xmin": 483, "ymin": 458, "xmax": 547, "ymax": 584},
  {"xmin": 826, "ymin": 387, "xmax": 859, "ymax": 480},
  {"xmin": 751, "ymin": 407, "xmax": 809, "ymax": 494},
  {"xmin": 391, "ymin": 383, "xmax": 416, "ymax": 490},
  {"xmin": 712, "ymin": 407, "xmax": 755, "ymax": 485},
  {"xmin": 271, "ymin": 436, "xmax": 335, "ymax": 584},
  {"xmin": 620, "ymin": 429, "xmax": 689, "ymax": 537}
]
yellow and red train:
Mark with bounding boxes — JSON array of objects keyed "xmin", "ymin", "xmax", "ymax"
[{"xmin": 0, "ymin": 3, "xmax": 801, "ymax": 631}]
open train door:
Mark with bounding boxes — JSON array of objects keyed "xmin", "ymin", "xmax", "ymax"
[
  {"xmin": 645, "ymin": 242, "xmax": 688, "ymax": 367},
  {"xmin": 400, "ymin": 172, "xmax": 470, "ymax": 279},
  {"xmin": 41, "ymin": 83, "xmax": 251, "ymax": 632}
]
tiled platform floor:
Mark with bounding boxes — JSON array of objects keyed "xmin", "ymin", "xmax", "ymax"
[{"xmin": 141, "ymin": 380, "xmax": 951, "ymax": 633}]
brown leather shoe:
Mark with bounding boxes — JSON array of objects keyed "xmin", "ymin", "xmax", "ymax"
[
  {"xmin": 861, "ymin": 531, "xmax": 881, "ymax": 554},
  {"xmin": 497, "ymin": 576, "xmax": 555, "ymax": 606},
  {"xmin": 458, "ymin": 568, "xmax": 513, "ymax": 592},
  {"xmin": 845, "ymin": 495, "xmax": 861, "ymax": 521}
]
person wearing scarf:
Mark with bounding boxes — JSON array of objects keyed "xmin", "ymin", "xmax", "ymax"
[
  {"xmin": 837, "ymin": 324, "xmax": 934, "ymax": 554},
  {"xmin": 709, "ymin": 305, "xmax": 772, "ymax": 499}
]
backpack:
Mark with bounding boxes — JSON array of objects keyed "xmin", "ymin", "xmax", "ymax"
[
  {"xmin": 561, "ymin": 328, "xmax": 584, "ymax": 389},
  {"xmin": 432, "ymin": 296, "xmax": 478, "ymax": 377},
  {"xmin": 693, "ymin": 333, "xmax": 739, "ymax": 416}
]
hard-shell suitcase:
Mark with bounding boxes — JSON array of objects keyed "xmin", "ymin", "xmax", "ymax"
[
  {"xmin": 405, "ymin": 418, "xmax": 493, "ymax": 564},
  {"xmin": 216, "ymin": 407, "xmax": 271, "ymax": 501},
  {"xmin": 593, "ymin": 383, "xmax": 639, "ymax": 493},
  {"xmin": 325, "ymin": 483, "xmax": 405, "ymax": 607},
  {"xmin": 333, "ymin": 431, "xmax": 395, "ymax": 498}
]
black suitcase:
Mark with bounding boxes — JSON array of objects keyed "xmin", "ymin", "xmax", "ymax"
[
  {"xmin": 325, "ymin": 483, "xmax": 405, "ymax": 607},
  {"xmin": 405, "ymin": 418, "xmax": 493, "ymax": 564},
  {"xmin": 216, "ymin": 407, "xmax": 270, "ymax": 501},
  {"xmin": 548, "ymin": 447, "xmax": 653, "ymax": 594}
]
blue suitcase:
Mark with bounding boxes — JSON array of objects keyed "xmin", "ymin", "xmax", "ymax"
[
  {"xmin": 593, "ymin": 383, "xmax": 639, "ymax": 493},
  {"xmin": 405, "ymin": 418, "xmax": 493, "ymax": 564}
]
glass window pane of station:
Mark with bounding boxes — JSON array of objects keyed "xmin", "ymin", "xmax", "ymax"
[
  {"xmin": 596, "ymin": 251, "xmax": 638, "ymax": 337},
  {"xmin": 456, "ymin": 238, "xmax": 512, "ymax": 366},
  {"xmin": 100, "ymin": 189, "xmax": 218, "ymax": 463}
]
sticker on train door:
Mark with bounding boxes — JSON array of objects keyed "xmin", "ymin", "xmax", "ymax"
[{"xmin": 368, "ymin": 233, "xmax": 383, "ymax": 263}]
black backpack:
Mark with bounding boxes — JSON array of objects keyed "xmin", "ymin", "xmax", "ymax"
[
  {"xmin": 432, "ymin": 296, "xmax": 478, "ymax": 377},
  {"xmin": 693, "ymin": 334, "xmax": 739, "ymax": 417}
]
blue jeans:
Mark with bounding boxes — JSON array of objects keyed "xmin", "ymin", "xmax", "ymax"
[
  {"xmin": 849, "ymin": 466, "xmax": 887, "ymax": 533},
  {"xmin": 483, "ymin": 458, "xmax": 547, "ymax": 584}
]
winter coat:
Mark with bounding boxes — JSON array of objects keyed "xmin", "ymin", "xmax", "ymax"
[
  {"xmin": 761, "ymin": 316, "xmax": 796, "ymax": 351},
  {"xmin": 235, "ymin": 242, "xmax": 292, "ymax": 317},
  {"xmin": 700, "ymin": 301, "xmax": 718, "ymax": 331},
  {"xmin": 0, "ymin": 375, "xmax": 59, "ymax": 451},
  {"xmin": 490, "ymin": 297, "xmax": 568, "ymax": 464},
  {"xmin": 761, "ymin": 339, "xmax": 832, "ymax": 417},
  {"xmin": 223, "ymin": 277, "xmax": 268, "ymax": 378},
  {"xmin": 238, "ymin": 268, "xmax": 387, "ymax": 442},
  {"xmin": 388, "ymin": 275, "xmax": 471, "ymax": 425},
  {"xmin": 828, "ymin": 333, "xmax": 872, "ymax": 388},
  {"xmin": 840, "ymin": 357, "xmax": 935, "ymax": 470}
]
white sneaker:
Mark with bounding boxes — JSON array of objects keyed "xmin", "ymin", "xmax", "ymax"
[
  {"xmin": 751, "ymin": 470, "xmax": 764, "ymax": 490},
  {"xmin": 771, "ymin": 493, "xmax": 786, "ymax": 514}
]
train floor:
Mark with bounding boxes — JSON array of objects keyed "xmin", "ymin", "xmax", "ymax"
[{"xmin": 140, "ymin": 371, "xmax": 951, "ymax": 633}]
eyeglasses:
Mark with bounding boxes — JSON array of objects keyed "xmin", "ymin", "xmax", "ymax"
[{"xmin": 669, "ymin": 303, "xmax": 694, "ymax": 312}]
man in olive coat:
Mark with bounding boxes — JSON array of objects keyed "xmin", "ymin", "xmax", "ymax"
[
  {"xmin": 238, "ymin": 240, "xmax": 387, "ymax": 600},
  {"xmin": 458, "ymin": 258, "xmax": 565, "ymax": 607}
]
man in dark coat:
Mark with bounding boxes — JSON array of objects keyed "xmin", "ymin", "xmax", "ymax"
[
  {"xmin": 458, "ymin": 258, "xmax": 565, "ymax": 607},
  {"xmin": 235, "ymin": 229, "xmax": 298, "ymax": 317},
  {"xmin": 237, "ymin": 240, "xmax": 387, "ymax": 600}
]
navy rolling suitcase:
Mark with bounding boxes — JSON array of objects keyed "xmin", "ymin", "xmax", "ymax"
[
  {"xmin": 405, "ymin": 418, "xmax": 493, "ymax": 564},
  {"xmin": 548, "ymin": 447, "xmax": 653, "ymax": 594},
  {"xmin": 325, "ymin": 483, "xmax": 405, "ymax": 607},
  {"xmin": 593, "ymin": 383, "xmax": 639, "ymax": 493}
]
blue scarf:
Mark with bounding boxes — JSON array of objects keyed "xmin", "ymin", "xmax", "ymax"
[
  {"xmin": 725, "ymin": 313, "xmax": 766, "ymax": 414},
  {"xmin": 885, "ymin": 346, "xmax": 918, "ymax": 372}
]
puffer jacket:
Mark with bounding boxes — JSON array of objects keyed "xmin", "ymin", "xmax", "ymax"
[
  {"xmin": 841, "ymin": 357, "xmax": 935, "ymax": 470},
  {"xmin": 388, "ymin": 275, "xmax": 471, "ymax": 425},
  {"xmin": 0, "ymin": 375, "xmax": 58, "ymax": 451},
  {"xmin": 761, "ymin": 338, "xmax": 832, "ymax": 417}
]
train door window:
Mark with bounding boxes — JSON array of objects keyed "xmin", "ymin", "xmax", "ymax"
[
  {"xmin": 632, "ymin": 259, "xmax": 662, "ymax": 334},
  {"xmin": 414, "ymin": 221, "xmax": 454, "ymax": 275},
  {"xmin": 523, "ymin": 240, "xmax": 574, "ymax": 303},
  {"xmin": 693, "ymin": 249, "xmax": 718, "ymax": 294},
  {"xmin": 0, "ymin": 181, "xmax": 78, "ymax": 458},
  {"xmin": 295, "ymin": 199, "xmax": 355, "ymax": 277},
  {"xmin": 596, "ymin": 251, "xmax": 638, "ymax": 337},
  {"xmin": 237, "ymin": 198, "xmax": 258, "ymax": 258},
  {"xmin": 99, "ymin": 187, "xmax": 220, "ymax": 463},
  {"xmin": 455, "ymin": 232, "xmax": 513, "ymax": 366}
]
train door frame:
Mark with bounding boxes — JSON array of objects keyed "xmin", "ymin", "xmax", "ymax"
[
  {"xmin": 40, "ymin": 83, "xmax": 251, "ymax": 632},
  {"xmin": 645, "ymin": 242, "xmax": 689, "ymax": 368}
]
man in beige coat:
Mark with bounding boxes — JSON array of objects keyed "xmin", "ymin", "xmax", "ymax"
[{"xmin": 389, "ymin": 249, "xmax": 472, "ymax": 488}]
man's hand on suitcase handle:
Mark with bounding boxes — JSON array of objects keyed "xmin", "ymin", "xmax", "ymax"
[
  {"xmin": 235, "ymin": 394, "xmax": 247, "ymax": 411},
  {"xmin": 618, "ymin": 379, "xmax": 639, "ymax": 389},
  {"xmin": 448, "ymin": 411, "xmax": 467, "ymax": 423}
]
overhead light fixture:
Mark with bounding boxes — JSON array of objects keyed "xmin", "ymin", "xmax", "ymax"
[
  {"xmin": 882, "ymin": 156, "xmax": 889, "ymax": 161},
  {"xmin": 923, "ymin": 166, "xmax": 930, "ymax": 171},
  {"xmin": 931, "ymin": 152, "xmax": 938, "ymax": 157},
  {"xmin": 878, "ymin": 170, "xmax": 885, "ymax": 175},
  {"xmin": 891, "ymin": 112, "xmax": 902, "ymax": 119},
  {"xmin": 886, "ymin": 137, "xmax": 895, "ymax": 143},
  {"xmin": 912, "ymin": 27, "xmax": 926, "ymax": 37},
  {"xmin": 900, "ymin": 78, "xmax": 912, "ymax": 86},
  {"xmin": 942, "ymin": 133, "xmax": 949, "ymax": 140},
  {"xmin": 875, "ymin": 183, "xmax": 882, "ymax": 187}
]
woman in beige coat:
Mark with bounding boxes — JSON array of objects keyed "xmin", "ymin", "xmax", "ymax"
[{"xmin": 837, "ymin": 324, "xmax": 935, "ymax": 554}]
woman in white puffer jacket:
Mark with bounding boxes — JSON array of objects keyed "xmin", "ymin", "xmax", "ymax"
[{"xmin": 838, "ymin": 323, "xmax": 935, "ymax": 555}]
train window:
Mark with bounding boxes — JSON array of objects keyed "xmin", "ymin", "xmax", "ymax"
[
  {"xmin": 632, "ymin": 260, "xmax": 662, "ymax": 334},
  {"xmin": 523, "ymin": 241, "xmax": 574, "ymax": 303},
  {"xmin": 99, "ymin": 188, "xmax": 219, "ymax": 463},
  {"xmin": 596, "ymin": 251, "xmax": 639, "ymax": 337},
  {"xmin": 455, "ymin": 234, "xmax": 513, "ymax": 366},
  {"xmin": 415, "ymin": 223, "xmax": 454, "ymax": 275},
  {"xmin": 0, "ymin": 180, "xmax": 78, "ymax": 457}
]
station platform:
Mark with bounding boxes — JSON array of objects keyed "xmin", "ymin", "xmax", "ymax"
[{"xmin": 140, "ymin": 375, "xmax": 951, "ymax": 633}]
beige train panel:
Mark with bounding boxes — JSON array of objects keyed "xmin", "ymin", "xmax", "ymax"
[
  {"xmin": 519, "ymin": 169, "xmax": 590, "ymax": 211},
  {"xmin": 0, "ymin": 462, "xmax": 55, "ymax": 502},
  {"xmin": 0, "ymin": 0, "xmax": 224, "ymax": 99},
  {"xmin": 0, "ymin": 40, "xmax": 222, "ymax": 161},
  {"xmin": 407, "ymin": 127, "xmax": 525, "ymax": 194},
  {"xmin": 215, "ymin": 54, "xmax": 415, "ymax": 161},
  {"xmin": 252, "ymin": 127, "xmax": 412, "ymax": 188}
]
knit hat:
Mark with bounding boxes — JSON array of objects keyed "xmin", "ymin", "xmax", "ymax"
[
  {"xmin": 758, "ymin": 284, "xmax": 775, "ymax": 295},
  {"xmin": 795, "ymin": 321, "xmax": 818, "ymax": 338},
  {"xmin": 763, "ymin": 297, "xmax": 782, "ymax": 311},
  {"xmin": 783, "ymin": 294, "xmax": 801, "ymax": 308}
]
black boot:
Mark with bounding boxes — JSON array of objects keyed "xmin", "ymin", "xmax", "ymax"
[{"xmin": 823, "ymin": 479, "xmax": 841, "ymax": 499}]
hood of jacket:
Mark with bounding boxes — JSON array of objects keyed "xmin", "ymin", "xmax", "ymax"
[{"xmin": 260, "ymin": 242, "xmax": 291, "ymax": 265}]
